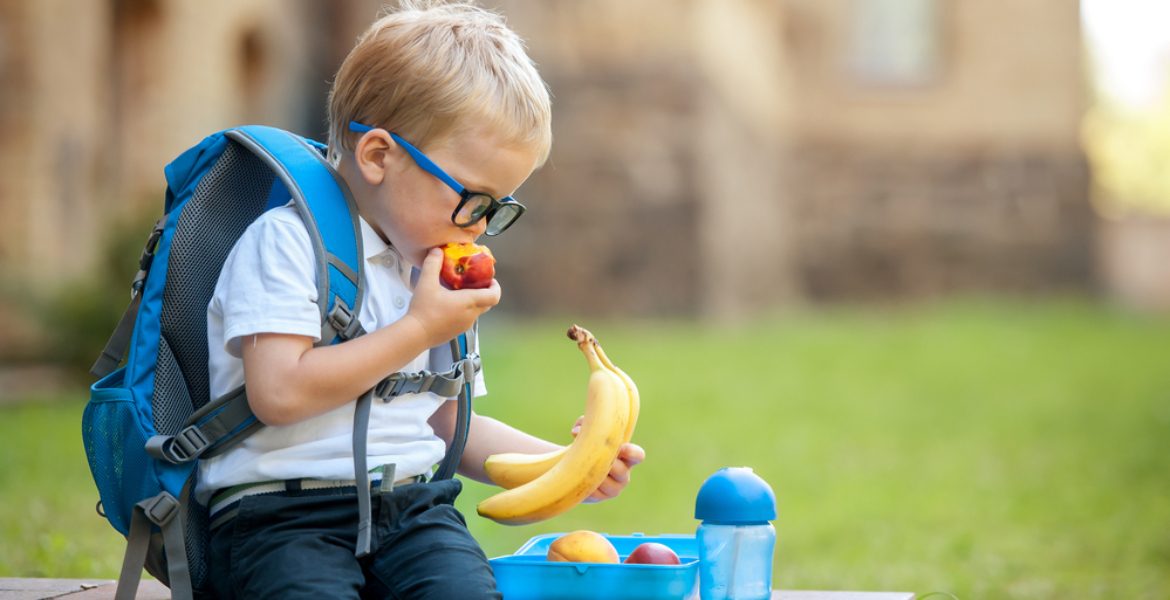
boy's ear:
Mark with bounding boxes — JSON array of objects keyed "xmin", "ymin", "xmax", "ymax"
[{"xmin": 353, "ymin": 129, "xmax": 399, "ymax": 186}]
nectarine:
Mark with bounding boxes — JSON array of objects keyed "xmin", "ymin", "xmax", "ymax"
[
  {"xmin": 438, "ymin": 242, "xmax": 495, "ymax": 290},
  {"xmin": 546, "ymin": 530, "xmax": 619, "ymax": 563}
]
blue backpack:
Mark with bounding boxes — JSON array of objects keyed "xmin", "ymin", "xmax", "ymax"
[{"xmin": 82, "ymin": 126, "xmax": 478, "ymax": 599}]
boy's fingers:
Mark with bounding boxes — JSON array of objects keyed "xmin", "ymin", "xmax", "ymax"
[
  {"xmin": 608, "ymin": 459, "xmax": 630, "ymax": 484},
  {"xmin": 619, "ymin": 443, "xmax": 645, "ymax": 466},
  {"xmin": 591, "ymin": 469, "xmax": 628, "ymax": 501},
  {"xmin": 583, "ymin": 444, "xmax": 639, "ymax": 504},
  {"xmin": 462, "ymin": 280, "xmax": 501, "ymax": 307},
  {"xmin": 419, "ymin": 248, "xmax": 443, "ymax": 279}
]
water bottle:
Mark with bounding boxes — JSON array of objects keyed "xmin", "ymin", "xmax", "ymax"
[{"xmin": 694, "ymin": 467, "xmax": 777, "ymax": 600}]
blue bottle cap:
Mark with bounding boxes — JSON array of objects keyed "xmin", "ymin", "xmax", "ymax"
[{"xmin": 694, "ymin": 467, "xmax": 777, "ymax": 524}]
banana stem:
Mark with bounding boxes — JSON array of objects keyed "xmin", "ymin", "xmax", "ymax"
[
  {"xmin": 567, "ymin": 325, "xmax": 604, "ymax": 372},
  {"xmin": 567, "ymin": 324, "xmax": 594, "ymax": 344}
]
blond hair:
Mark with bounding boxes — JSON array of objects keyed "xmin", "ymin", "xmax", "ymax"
[{"xmin": 327, "ymin": 0, "xmax": 552, "ymax": 165}]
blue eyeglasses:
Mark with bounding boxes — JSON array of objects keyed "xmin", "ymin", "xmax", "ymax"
[{"xmin": 348, "ymin": 121, "xmax": 526, "ymax": 236}]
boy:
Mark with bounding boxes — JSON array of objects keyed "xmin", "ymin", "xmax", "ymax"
[{"xmin": 196, "ymin": 2, "xmax": 645, "ymax": 598}]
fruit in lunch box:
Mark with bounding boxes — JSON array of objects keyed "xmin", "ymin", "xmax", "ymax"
[
  {"xmin": 623, "ymin": 542, "xmax": 681, "ymax": 565},
  {"xmin": 546, "ymin": 530, "xmax": 620, "ymax": 563},
  {"xmin": 476, "ymin": 326, "xmax": 630, "ymax": 525},
  {"xmin": 438, "ymin": 242, "xmax": 495, "ymax": 290},
  {"xmin": 482, "ymin": 325, "xmax": 640, "ymax": 490}
]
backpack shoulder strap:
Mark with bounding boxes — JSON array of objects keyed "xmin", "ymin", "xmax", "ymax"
[
  {"xmin": 145, "ymin": 126, "xmax": 368, "ymax": 466},
  {"xmin": 352, "ymin": 326, "xmax": 480, "ymax": 557},
  {"xmin": 227, "ymin": 126, "xmax": 366, "ymax": 344}
]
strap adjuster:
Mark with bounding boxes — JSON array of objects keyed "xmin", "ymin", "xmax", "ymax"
[
  {"xmin": 457, "ymin": 354, "xmax": 481, "ymax": 385},
  {"xmin": 327, "ymin": 302, "xmax": 364, "ymax": 341},
  {"xmin": 373, "ymin": 354, "xmax": 480, "ymax": 400},
  {"xmin": 130, "ymin": 218, "xmax": 166, "ymax": 299},
  {"xmin": 140, "ymin": 493, "xmax": 179, "ymax": 527},
  {"xmin": 145, "ymin": 425, "xmax": 210, "ymax": 464},
  {"xmin": 172, "ymin": 425, "xmax": 210, "ymax": 461},
  {"xmin": 375, "ymin": 371, "xmax": 432, "ymax": 398},
  {"xmin": 373, "ymin": 374, "xmax": 398, "ymax": 398}
]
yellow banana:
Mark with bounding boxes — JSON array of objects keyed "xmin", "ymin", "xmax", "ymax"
[
  {"xmin": 597, "ymin": 339, "xmax": 640, "ymax": 444},
  {"xmin": 483, "ymin": 447, "xmax": 568, "ymax": 489},
  {"xmin": 482, "ymin": 328, "xmax": 640, "ymax": 489},
  {"xmin": 476, "ymin": 325, "xmax": 630, "ymax": 525}
]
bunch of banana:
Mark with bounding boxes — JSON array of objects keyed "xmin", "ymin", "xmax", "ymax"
[
  {"xmin": 483, "ymin": 326, "xmax": 641, "ymax": 490},
  {"xmin": 476, "ymin": 325, "xmax": 639, "ymax": 525}
]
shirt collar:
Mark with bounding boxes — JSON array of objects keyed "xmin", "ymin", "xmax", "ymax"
[
  {"xmin": 358, "ymin": 216, "xmax": 390, "ymax": 261},
  {"xmin": 358, "ymin": 216, "xmax": 412, "ymax": 281}
]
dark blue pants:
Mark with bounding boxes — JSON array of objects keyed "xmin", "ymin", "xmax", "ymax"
[{"xmin": 207, "ymin": 478, "xmax": 501, "ymax": 599}]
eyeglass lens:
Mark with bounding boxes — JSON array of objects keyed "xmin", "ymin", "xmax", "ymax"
[
  {"xmin": 485, "ymin": 203, "xmax": 522, "ymax": 235},
  {"xmin": 454, "ymin": 194, "xmax": 493, "ymax": 226},
  {"xmin": 455, "ymin": 194, "xmax": 523, "ymax": 235}
]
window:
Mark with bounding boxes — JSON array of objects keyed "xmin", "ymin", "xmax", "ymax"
[{"xmin": 848, "ymin": 0, "xmax": 942, "ymax": 86}]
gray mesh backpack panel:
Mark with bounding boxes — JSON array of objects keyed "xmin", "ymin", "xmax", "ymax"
[
  {"xmin": 147, "ymin": 141, "xmax": 275, "ymax": 589},
  {"xmin": 157, "ymin": 142, "xmax": 276, "ymax": 425}
]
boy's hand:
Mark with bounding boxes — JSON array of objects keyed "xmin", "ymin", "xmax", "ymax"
[
  {"xmin": 571, "ymin": 416, "xmax": 646, "ymax": 503},
  {"xmin": 406, "ymin": 248, "xmax": 500, "ymax": 347}
]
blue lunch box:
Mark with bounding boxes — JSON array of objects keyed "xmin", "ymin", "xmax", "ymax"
[{"xmin": 490, "ymin": 532, "xmax": 699, "ymax": 600}]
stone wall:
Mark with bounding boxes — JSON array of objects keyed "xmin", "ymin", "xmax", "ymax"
[
  {"xmin": 0, "ymin": 0, "xmax": 384, "ymax": 289},
  {"xmin": 489, "ymin": 0, "xmax": 796, "ymax": 318},
  {"xmin": 781, "ymin": 0, "xmax": 1086, "ymax": 149},
  {"xmin": 488, "ymin": 64, "xmax": 706, "ymax": 316},
  {"xmin": 786, "ymin": 142, "xmax": 1094, "ymax": 300},
  {"xmin": 775, "ymin": 0, "xmax": 1092, "ymax": 301},
  {"xmin": 0, "ymin": 0, "xmax": 110, "ymax": 285},
  {"xmin": 487, "ymin": 0, "xmax": 1092, "ymax": 316}
]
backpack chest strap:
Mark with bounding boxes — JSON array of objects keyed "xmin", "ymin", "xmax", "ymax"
[{"xmin": 373, "ymin": 354, "xmax": 481, "ymax": 400}]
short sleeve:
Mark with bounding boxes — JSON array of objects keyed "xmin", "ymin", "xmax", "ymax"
[{"xmin": 210, "ymin": 207, "xmax": 322, "ymax": 358}]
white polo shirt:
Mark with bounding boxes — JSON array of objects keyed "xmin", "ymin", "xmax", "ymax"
[{"xmin": 195, "ymin": 203, "xmax": 485, "ymax": 503}]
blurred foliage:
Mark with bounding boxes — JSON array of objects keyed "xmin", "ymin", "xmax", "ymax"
[
  {"xmin": 22, "ymin": 209, "xmax": 160, "ymax": 375},
  {"xmin": 1083, "ymin": 83, "xmax": 1170, "ymax": 216}
]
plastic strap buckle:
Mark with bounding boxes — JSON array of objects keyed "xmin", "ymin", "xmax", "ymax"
[
  {"xmin": 146, "ymin": 425, "xmax": 210, "ymax": 464},
  {"xmin": 376, "ymin": 371, "xmax": 429, "ymax": 398},
  {"xmin": 171, "ymin": 425, "xmax": 210, "ymax": 461},
  {"xmin": 458, "ymin": 354, "xmax": 481, "ymax": 384},
  {"xmin": 327, "ymin": 302, "xmax": 364, "ymax": 341},
  {"xmin": 130, "ymin": 218, "xmax": 166, "ymax": 299},
  {"xmin": 375, "ymin": 353, "xmax": 481, "ymax": 400},
  {"xmin": 139, "ymin": 493, "xmax": 179, "ymax": 527}
]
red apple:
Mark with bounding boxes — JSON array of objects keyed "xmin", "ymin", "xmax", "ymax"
[
  {"xmin": 623, "ymin": 542, "xmax": 681, "ymax": 565},
  {"xmin": 438, "ymin": 242, "xmax": 495, "ymax": 290}
]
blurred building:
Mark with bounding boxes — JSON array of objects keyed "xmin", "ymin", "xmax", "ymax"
[
  {"xmin": 0, "ymin": 0, "xmax": 382, "ymax": 286},
  {"xmin": 0, "ymin": 0, "xmax": 1092, "ymax": 321},
  {"xmin": 493, "ymin": 0, "xmax": 1091, "ymax": 317}
]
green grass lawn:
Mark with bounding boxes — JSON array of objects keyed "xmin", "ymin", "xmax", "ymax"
[{"xmin": 2, "ymin": 299, "xmax": 1168, "ymax": 599}]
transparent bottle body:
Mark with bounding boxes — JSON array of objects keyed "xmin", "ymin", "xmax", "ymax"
[{"xmin": 697, "ymin": 523, "xmax": 775, "ymax": 600}]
